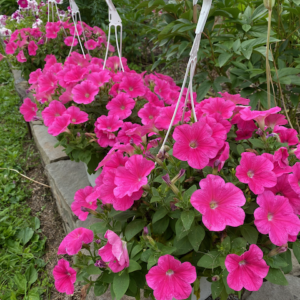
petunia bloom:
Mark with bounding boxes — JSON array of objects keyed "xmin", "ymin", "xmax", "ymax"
[
  {"xmin": 106, "ymin": 93, "xmax": 135, "ymax": 120},
  {"xmin": 53, "ymin": 259, "xmax": 76, "ymax": 295},
  {"xmin": 219, "ymin": 92, "xmax": 250, "ymax": 105},
  {"xmin": 254, "ymin": 191, "xmax": 300, "ymax": 246},
  {"xmin": 201, "ymin": 97, "xmax": 235, "ymax": 119},
  {"xmin": 119, "ymin": 73, "xmax": 146, "ymax": 98},
  {"xmin": 28, "ymin": 41, "xmax": 38, "ymax": 56},
  {"xmin": 64, "ymin": 36, "xmax": 78, "ymax": 47},
  {"xmin": 72, "ymin": 80, "xmax": 99, "ymax": 104},
  {"xmin": 57, "ymin": 227, "xmax": 94, "ymax": 255},
  {"xmin": 84, "ymin": 39, "xmax": 98, "ymax": 50},
  {"xmin": 273, "ymin": 125, "xmax": 299, "ymax": 145},
  {"xmin": 235, "ymin": 152, "xmax": 277, "ymax": 195},
  {"xmin": 265, "ymin": 113, "xmax": 287, "ymax": 130},
  {"xmin": 289, "ymin": 162, "xmax": 300, "ymax": 194},
  {"xmin": 87, "ymin": 70, "xmax": 110, "ymax": 87},
  {"xmin": 98, "ymin": 230, "xmax": 129, "ymax": 273},
  {"xmin": 114, "ymin": 155, "xmax": 155, "ymax": 198},
  {"xmin": 191, "ymin": 175, "xmax": 245, "ymax": 231},
  {"xmin": 172, "ymin": 121, "xmax": 220, "ymax": 170},
  {"xmin": 20, "ymin": 98, "xmax": 38, "ymax": 122},
  {"xmin": 16, "ymin": 50, "xmax": 27, "ymax": 63},
  {"xmin": 225, "ymin": 245, "xmax": 269, "ymax": 291},
  {"xmin": 146, "ymin": 254, "xmax": 196, "ymax": 300},
  {"xmin": 41, "ymin": 100, "xmax": 66, "ymax": 127},
  {"xmin": 65, "ymin": 106, "xmax": 88, "ymax": 124},
  {"xmin": 48, "ymin": 114, "xmax": 71, "ymax": 136}
]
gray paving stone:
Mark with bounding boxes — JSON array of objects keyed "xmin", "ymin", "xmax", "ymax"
[
  {"xmin": 45, "ymin": 160, "xmax": 90, "ymax": 233},
  {"xmin": 32, "ymin": 125, "xmax": 69, "ymax": 165}
]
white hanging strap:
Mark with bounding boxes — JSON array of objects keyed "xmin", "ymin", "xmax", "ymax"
[
  {"xmin": 159, "ymin": 0, "xmax": 212, "ymax": 154},
  {"xmin": 103, "ymin": 0, "xmax": 124, "ymax": 72},
  {"xmin": 47, "ymin": 0, "xmax": 67, "ymax": 36},
  {"xmin": 67, "ymin": 0, "xmax": 91, "ymax": 59}
]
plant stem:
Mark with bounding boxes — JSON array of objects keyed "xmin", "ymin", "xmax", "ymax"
[{"xmin": 266, "ymin": 9, "xmax": 272, "ymax": 109}]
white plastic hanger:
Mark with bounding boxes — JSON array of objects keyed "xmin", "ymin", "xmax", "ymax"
[
  {"xmin": 103, "ymin": 0, "xmax": 124, "ymax": 71},
  {"xmin": 159, "ymin": 0, "xmax": 212, "ymax": 153},
  {"xmin": 67, "ymin": 0, "xmax": 90, "ymax": 59},
  {"xmin": 47, "ymin": 0, "xmax": 67, "ymax": 37}
]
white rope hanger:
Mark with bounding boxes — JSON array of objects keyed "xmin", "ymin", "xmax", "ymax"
[
  {"xmin": 159, "ymin": 0, "xmax": 212, "ymax": 153},
  {"xmin": 103, "ymin": 0, "xmax": 124, "ymax": 72}
]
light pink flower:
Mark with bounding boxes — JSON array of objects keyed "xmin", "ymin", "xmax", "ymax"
[
  {"xmin": 254, "ymin": 191, "xmax": 300, "ymax": 246},
  {"xmin": 53, "ymin": 259, "xmax": 76, "ymax": 295},
  {"xmin": 225, "ymin": 245, "xmax": 269, "ymax": 291},
  {"xmin": 20, "ymin": 98, "xmax": 38, "ymax": 122},
  {"xmin": 28, "ymin": 41, "xmax": 38, "ymax": 56},
  {"xmin": 64, "ymin": 36, "xmax": 78, "ymax": 47},
  {"xmin": 172, "ymin": 121, "xmax": 219, "ymax": 170},
  {"xmin": 87, "ymin": 70, "xmax": 110, "ymax": 87},
  {"xmin": 201, "ymin": 97, "xmax": 235, "ymax": 119},
  {"xmin": 114, "ymin": 155, "xmax": 155, "ymax": 198},
  {"xmin": 42, "ymin": 100, "xmax": 66, "ymax": 126},
  {"xmin": 106, "ymin": 93, "xmax": 135, "ymax": 120},
  {"xmin": 5, "ymin": 42, "xmax": 18, "ymax": 55},
  {"xmin": 84, "ymin": 39, "xmax": 98, "ymax": 50},
  {"xmin": 57, "ymin": 227, "xmax": 94, "ymax": 255},
  {"xmin": 71, "ymin": 186, "xmax": 97, "ymax": 221},
  {"xmin": 16, "ymin": 50, "xmax": 26, "ymax": 63},
  {"xmin": 64, "ymin": 66, "xmax": 88, "ymax": 83},
  {"xmin": 119, "ymin": 74, "xmax": 146, "ymax": 98},
  {"xmin": 266, "ymin": 174, "xmax": 300, "ymax": 215},
  {"xmin": 289, "ymin": 163, "xmax": 300, "ymax": 194},
  {"xmin": 191, "ymin": 175, "xmax": 245, "ymax": 231},
  {"xmin": 273, "ymin": 125, "xmax": 299, "ymax": 145},
  {"xmin": 235, "ymin": 152, "xmax": 277, "ymax": 195},
  {"xmin": 239, "ymin": 107, "xmax": 281, "ymax": 130},
  {"xmin": 98, "ymin": 230, "xmax": 129, "ymax": 273},
  {"xmin": 72, "ymin": 80, "xmax": 99, "ymax": 104},
  {"xmin": 265, "ymin": 114, "xmax": 287, "ymax": 130},
  {"xmin": 48, "ymin": 114, "xmax": 71, "ymax": 136},
  {"xmin": 65, "ymin": 106, "xmax": 88, "ymax": 124},
  {"xmin": 219, "ymin": 92, "xmax": 250, "ymax": 105},
  {"xmin": 146, "ymin": 254, "xmax": 196, "ymax": 300}
]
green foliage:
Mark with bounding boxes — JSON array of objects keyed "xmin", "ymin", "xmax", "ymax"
[
  {"xmin": 0, "ymin": 0, "xmax": 18, "ymax": 15},
  {"xmin": 0, "ymin": 51, "xmax": 51, "ymax": 299}
]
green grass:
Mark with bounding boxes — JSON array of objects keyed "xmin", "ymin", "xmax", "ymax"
[{"xmin": 0, "ymin": 51, "xmax": 52, "ymax": 299}]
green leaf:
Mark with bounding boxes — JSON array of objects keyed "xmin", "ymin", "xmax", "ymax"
[
  {"xmin": 293, "ymin": 241, "xmax": 300, "ymax": 263},
  {"xmin": 17, "ymin": 227, "xmax": 34, "ymax": 245},
  {"xmin": 183, "ymin": 185, "xmax": 197, "ymax": 202},
  {"xmin": 211, "ymin": 280, "xmax": 224, "ymax": 299},
  {"xmin": 125, "ymin": 220, "xmax": 147, "ymax": 241},
  {"xmin": 242, "ymin": 47, "xmax": 253, "ymax": 60},
  {"xmin": 34, "ymin": 217, "xmax": 40, "ymax": 230},
  {"xmin": 173, "ymin": 236, "xmax": 193, "ymax": 255},
  {"xmin": 131, "ymin": 245, "xmax": 143, "ymax": 258},
  {"xmin": 181, "ymin": 210, "xmax": 195, "ymax": 231},
  {"xmin": 94, "ymin": 282, "xmax": 109, "ymax": 296},
  {"xmin": 175, "ymin": 218, "xmax": 190, "ymax": 240},
  {"xmin": 28, "ymin": 287, "xmax": 40, "ymax": 300},
  {"xmin": 197, "ymin": 81, "xmax": 212, "ymax": 101},
  {"xmin": 281, "ymin": 250, "xmax": 292, "ymax": 274},
  {"xmin": 188, "ymin": 225, "xmax": 205, "ymax": 251},
  {"xmin": 240, "ymin": 226, "xmax": 259, "ymax": 244},
  {"xmin": 14, "ymin": 274, "xmax": 27, "ymax": 292},
  {"xmin": 147, "ymin": 254, "xmax": 159, "ymax": 269},
  {"xmin": 86, "ymin": 264, "xmax": 102, "ymax": 275},
  {"xmin": 265, "ymin": 268, "xmax": 288, "ymax": 286},
  {"xmin": 249, "ymin": 138, "xmax": 265, "ymax": 149},
  {"xmin": 222, "ymin": 270, "xmax": 234, "ymax": 294},
  {"xmin": 197, "ymin": 251, "xmax": 220, "ymax": 269},
  {"xmin": 89, "ymin": 222, "xmax": 108, "ymax": 234},
  {"xmin": 128, "ymin": 260, "xmax": 142, "ymax": 273},
  {"xmin": 25, "ymin": 265, "xmax": 38, "ymax": 285},
  {"xmin": 113, "ymin": 271, "xmax": 130, "ymax": 300},
  {"xmin": 152, "ymin": 216, "xmax": 169, "ymax": 235},
  {"xmin": 242, "ymin": 24, "xmax": 251, "ymax": 32},
  {"xmin": 266, "ymin": 255, "xmax": 289, "ymax": 269},
  {"xmin": 221, "ymin": 236, "xmax": 231, "ymax": 253},
  {"xmin": 152, "ymin": 207, "xmax": 169, "ymax": 224},
  {"xmin": 218, "ymin": 53, "xmax": 233, "ymax": 68},
  {"xmin": 231, "ymin": 238, "xmax": 247, "ymax": 255}
]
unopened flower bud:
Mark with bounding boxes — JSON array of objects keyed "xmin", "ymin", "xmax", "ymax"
[
  {"xmin": 147, "ymin": 236, "xmax": 156, "ymax": 247},
  {"xmin": 264, "ymin": 0, "xmax": 275, "ymax": 10},
  {"xmin": 212, "ymin": 275, "xmax": 220, "ymax": 282},
  {"xmin": 256, "ymin": 128, "xmax": 263, "ymax": 136},
  {"xmin": 143, "ymin": 227, "xmax": 149, "ymax": 236},
  {"xmin": 95, "ymin": 239, "xmax": 101, "ymax": 244},
  {"xmin": 77, "ymin": 132, "xmax": 81, "ymax": 137},
  {"xmin": 94, "ymin": 259, "xmax": 107, "ymax": 268},
  {"xmin": 171, "ymin": 169, "xmax": 186, "ymax": 184},
  {"xmin": 268, "ymin": 244, "xmax": 288, "ymax": 257},
  {"xmin": 162, "ymin": 174, "xmax": 172, "ymax": 185}
]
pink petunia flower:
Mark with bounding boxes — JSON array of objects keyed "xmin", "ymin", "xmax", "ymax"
[
  {"xmin": 219, "ymin": 92, "xmax": 250, "ymax": 105},
  {"xmin": 96, "ymin": 131, "xmax": 117, "ymax": 148},
  {"xmin": 266, "ymin": 174, "xmax": 300, "ymax": 215},
  {"xmin": 87, "ymin": 70, "xmax": 111, "ymax": 87},
  {"xmin": 225, "ymin": 245, "xmax": 269, "ymax": 291},
  {"xmin": 38, "ymin": 72, "xmax": 58, "ymax": 93},
  {"xmin": 138, "ymin": 103, "xmax": 159, "ymax": 126},
  {"xmin": 155, "ymin": 105, "xmax": 183, "ymax": 130},
  {"xmin": 117, "ymin": 122, "xmax": 142, "ymax": 145},
  {"xmin": 46, "ymin": 22, "xmax": 61, "ymax": 39},
  {"xmin": 274, "ymin": 147, "xmax": 289, "ymax": 168},
  {"xmin": 5, "ymin": 42, "xmax": 18, "ymax": 55},
  {"xmin": 98, "ymin": 230, "xmax": 129, "ymax": 273},
  {"xmin": 289, "ymin": 163, "xmax": 300, "ymax": 194},
  {"xmin": 20, "ymin": 98, "xmax": 38, "ymax": 122},
  {"xmin": 72, "ymin": 80, "xmax": 99, "ymax": 104},
  {"xmin": 146, "ymin": 254, "xmax": 196, "ymax": 300},
  {"xmin": 106, "ymin": 93, "xmax": 135, "ymax": 120},
  {"xmin": 64, "ymin": 36, "xmax": 78, "ymax": 47},
  {"xmin": 16, "ymin": 50, "xmax": 27, "ymax": 63},
  {"xmin": 201, "ymin": 97, "xmax": 235, "ymax": 119},
  {"xmin": 42, "ymin": 100, "xmax": 66, "ymax": 126},
  {"xmin": 84, "ymin": 39, "xmax": 98, "ymax": 50},
  {"xmin": 18, "ymin": 0, "xmax": 28, "ymax": 8},
  {"xmin": 261, "ymin": 153, "xmax": 292, "ymax": 177},
  {"xmin": 208, "ymin": 142, "xmax": 230, "ymax": 172},
  {"xmin": 95, "ymin": 115, "xmax": 123, "ymax": 133},
  {"xmin": 154, "ymin": 78, "xmax": 171, "ymax": 101},
  {"xmin": 48, "ymin": 114, "xmax": 71, "ymax": 136},
  {"xmin": 57, "ymin": 227, "xmax": 94, "ymax": 255},
  {"xmin": 172, "ymin": 121, "xmax": 220, "ymax": 170},
  {"xmin": 69, "ymin": 23, "xmax": 83, "ymax": 36},
  {"xmin": 119, "ymin": 74, "xmax": 147, "ymax": 98},
  {"xmin": 64, "ymin": 66, "xmax": 88, "ymax": 84},
  {"xmin": 106, "ymin": 56, "xmax": 128, "ymax": 72},
  {"xmin": 265, "ymin": 113, "xmax": 287, "ymax": 130},
  {"xmin": 53, "ymin": 259, "xmax": 76, "ymax": 295},
  {"xmin": 254, "ymin": 191, "xmax": 300, "ymax": 246},
  {"xmin": 191, "ymin": 175, "xmax": 245, "ymax": 231},
  {"xmin": 273, "ymin": 125, "xmax": 299, "ymax": 145},
  {"xmin": 71, "ymin": 186, "xmax": 97, "ymax": 221},
  {"xmin": 114, "ymin": 155, "xmax": 155, "ymax": 198},
  {"xmin": 65, "ymin": 106, "xmax": 88, "ymax": 124},
  {"xmin": 28, "ymin": 68, "xmax": 42, "ymax": 85},
  {"xmin": 239, "ymin": 107, "xmax": 281, "ymax": 130},
  {"xmin": 28, "ymin": 41, "xmax": 38, "ymax": 56},
  {"xmin": 235, "ymin": 152, "xmax": 277, "ymax": 195}
]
